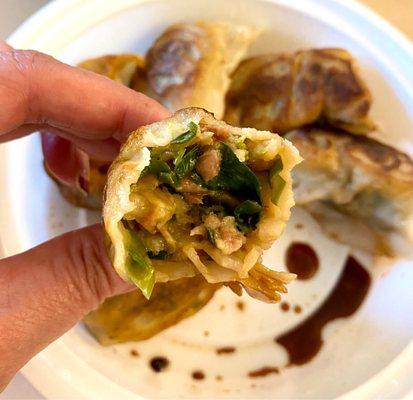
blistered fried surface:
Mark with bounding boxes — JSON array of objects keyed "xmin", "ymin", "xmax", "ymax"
[
  {"xmin": 141, "ymin": 21, "xmax": 258, "ymax": 118},
  {"xmin": 225, "ymin": 49, "xmax": 374, "ymax": 134}
]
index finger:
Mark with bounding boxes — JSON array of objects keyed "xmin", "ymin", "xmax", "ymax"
[{"xmin": 0, "ymin": 49, "xmax": 169, "ymax": 141}]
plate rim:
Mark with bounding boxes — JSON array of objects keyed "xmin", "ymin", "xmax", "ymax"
[{"xmin": 3, "ymin": 0, "xmax": 413, "ymax": 398}]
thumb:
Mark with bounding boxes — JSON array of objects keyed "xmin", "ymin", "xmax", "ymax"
[{"xmin": 0, "ymin": 224, "xmax": 132, "ymax": 390}]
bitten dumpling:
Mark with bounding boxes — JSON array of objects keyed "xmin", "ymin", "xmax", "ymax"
[{"xmin": 103, "ymin": 108, "xmax": 301, "ymax": 301}]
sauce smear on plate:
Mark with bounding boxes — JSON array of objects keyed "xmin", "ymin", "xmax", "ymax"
[
  {"xmin": 276, "ymin": 256, "xmax": 371, "ymax": 365},
  {"xmin": 248, "ymin": 366, "xmax": 280, "ymax": 378}
]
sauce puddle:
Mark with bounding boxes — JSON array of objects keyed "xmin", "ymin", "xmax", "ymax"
[
  {"xmin": 286, "ymin": 242, "xmax": 319, "ymax": 280},
  {"xmin": 276, "ymin": 256, "xmax": 371, "ymax": 366}
]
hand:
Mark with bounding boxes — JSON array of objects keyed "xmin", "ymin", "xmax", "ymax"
[{"xmin": 0, "ymin": 41, "xmax": 169, "ymax": 390}]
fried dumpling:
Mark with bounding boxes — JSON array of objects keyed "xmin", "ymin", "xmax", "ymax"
[
  {"xmin": 78, "ymin": 54, "xmax": 145, "ymax": 86},
  {"xmin": 136, "ymin": 21, "xmax": 258, "ymax": 118},
  {"xmin": 84, "ymin": 276, "xmax": 220, "ymax": 345},
  {"xmin": 104, "ymin": 107, "xmax": 301, "ymax": 301},
  {"xmin": 286, "ymin": 128, "xmax": 413, "ymax": 256},
  {"xmin": 225, "ymin": 49, "xmax": 375, "ymax": 135}
]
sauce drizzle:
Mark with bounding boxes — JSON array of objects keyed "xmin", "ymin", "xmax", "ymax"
[
  {"xmin": 276, "ymin": 256, "xmax": 371, "ymax": 366},
  {"xmin": 216, "ymin": 346, "xmax": 236, "ymax": 355},
  {"xmin": 248, "ymin": 366, "xmax": 279, "ymax": 378}
]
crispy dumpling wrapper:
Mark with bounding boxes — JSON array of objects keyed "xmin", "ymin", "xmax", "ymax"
[
  {"xmin": 136, "ymin": 21, "xmax": 258, "ymax": 119},
  {"xmin": 286, "ymin": 128, "xmax": 413, "ymax": 256},
  {"xmin": 84, "ymin": 277, "xmax": 220, "ymax": 345},
  {"xmin": 78, "ymin": 54, "xmax": 145, "ymax": 87},
  {"xmin": 225, "ymin": 48, "xmax": 375, "ymax": 135},
  {"xmin": 103, "ymin": 107, "xmax": 301, "ymax": 301}
]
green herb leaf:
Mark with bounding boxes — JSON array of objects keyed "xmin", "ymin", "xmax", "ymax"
[
  {"xmin": 206, "ymin": 228, "xmax": 217, "ymax": 245},
  {"xmin": 234, "ymin": 200, "xmax": 263, "ymax": 231},
  {"xmin": 174, "ymin": 148, "xmax": 186, "ymax": 166},
  {"xmin": 125, "ymin": 229, "xmax": 155, "ymax": 299},
  {"xmin": 147, "ymin": 250, "xmax": 169, "ymax": 260},
  {"xmin": 269, "ymin": 156, "xmax": 286, "ymax": 205},
  {"xmin": 174, "ymin": 146, "xmax": 200, "ymax": 183},
  {"xmin": 190, "ymin": 171, "xmax": 204, "ymax": 186},
  {"xmin": 141, "ymin": 159, "xmax": 171, "ymax": 177},
  {"xmin": 171, "ymin": 122, "xmax": 198, "ymax": 144},
  {"xmin": 204, "ymin": 142, "xmax": 262, "ymax": 204}
]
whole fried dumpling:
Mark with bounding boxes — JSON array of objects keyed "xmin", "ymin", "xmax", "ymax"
[
  {"xmin": 136, "ymin": 21, "xmax": 258, "ymax": 118},
  {"xmin": 104, "ymin": 107, "xmax": 301, "ymax": 301},
  {"xmin": 286, "ymin": 128, "xmax": 413, "ymax": 256},
  {"xmin": 84, "ymin": 276, "xmax": 220, "ymax": 345},
  {"xmin": 225, "ymin": 49, "xmax": 375, "ymax": 135}
]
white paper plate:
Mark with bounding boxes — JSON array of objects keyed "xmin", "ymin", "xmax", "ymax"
[{"xmin": 1, "ymin": 0, "xmax": 413, "ymax": 398}]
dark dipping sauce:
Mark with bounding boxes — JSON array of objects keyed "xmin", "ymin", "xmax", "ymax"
[
  {"xmin": 130, "ymin": 349, "xmax": 139, "ymax": 357},
  {"xmin": 248, "ymin": 366, "xmax": 279, "ymax": 378},
  {"xmin": 276, "ymin": 256, "xmax": 371, "ymax": 366},
  {"xmin": 150, "ymin": 356, "xmax": 169, "ymax": 372},
  {"xmin": 216, "ymin": 346, "xmax": 236, "ymax": 355},
  {"xmin": 192, "ymin": 370, "xmax": 205, "ymax": 380},
  {"xmin": 286, "ymin": 242, "xmax": 319, "ymax": 280},
  {"xmin": 236, "ymin": 301, "xmax": 245, "ymax": 311}
]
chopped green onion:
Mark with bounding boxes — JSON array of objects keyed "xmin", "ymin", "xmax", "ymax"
[
  {"xmin": 206, "ymin": 228, "xmax": 217, "ymax": 245},
  {"xmin": 236, "ymin": 139, "xmax": 247, "ymax": 149},
  {"xmin": 126, "ymin": 230, "xmax": 155, "ymax": 299},
  {"xmin": 270, "ymin": 155, "xmax": 283, "ymax": 178},
  {"xmin": 269, "ymin": 155, "xmax": 286, "ymax": 205},
  {"xmin": 270, "ymin": 175, "xmax": 286, "ymax": 205}
]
